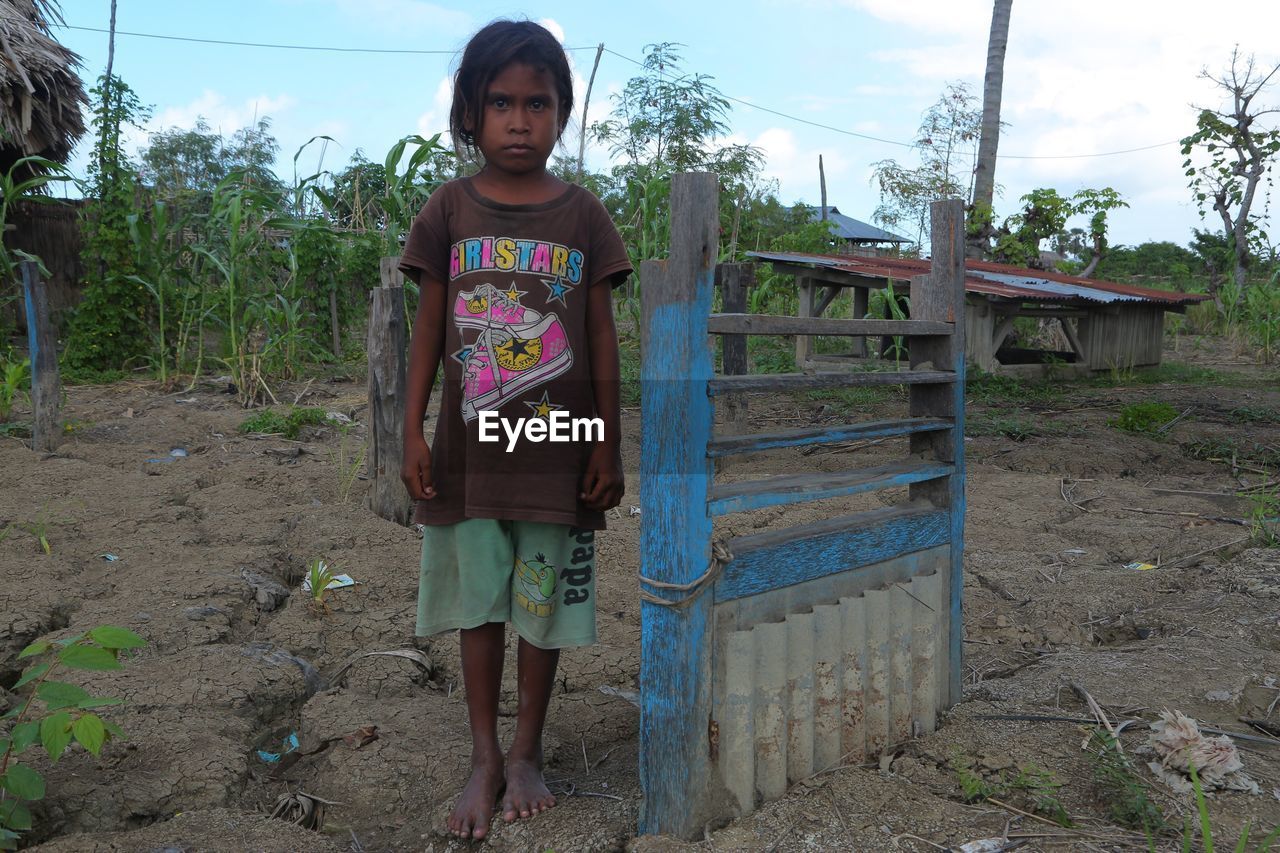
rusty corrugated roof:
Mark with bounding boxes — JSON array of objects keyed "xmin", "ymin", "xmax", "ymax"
[{"xmin": 747, "ymin": 251, "xmax": 1210, "ymax": 306}]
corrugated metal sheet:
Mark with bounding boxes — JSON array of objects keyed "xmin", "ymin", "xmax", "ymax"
[
  {"xmin": 714, "ymin": 571, "xmax": 944, "ymax": 812},
  {"xmin": 806, "ymin": 206, "xmax": 910, "ymax": 243},
  {"xmin": 747, "ymin": 250, "xmax": 1209, "ymax": 307}
]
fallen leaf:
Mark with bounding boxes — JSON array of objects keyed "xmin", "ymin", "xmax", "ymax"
[{"xmin": 342, "ymin": 724, "xmax": 379, "ymax": 749}]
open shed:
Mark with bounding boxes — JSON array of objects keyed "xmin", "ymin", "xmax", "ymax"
[
  {"xmin": 748, "ymin": 250, "xmax": 1210, "ymax": 376},
  {"xmin": 805, "ymin": 206, "xmax": 910, "ymax": 256}
]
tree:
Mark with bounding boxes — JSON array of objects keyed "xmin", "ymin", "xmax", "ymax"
[
  {"xmin": 968, "ymin": 0, "xmax": 1013, "ymax": 259},
  {"xmin": 591, "ymin": 43, "xmax": 764, "ymax": 267},
  {"xmin": 990, "ymin": 186, "xmax": 1125, "ymax": 271},
  {"xmin": 1072, "ymin": 187, "xmax": 1129, "ymax": 277},
  {"xmin": 64, "ymin": 74, "xmax": 151, "ymax": 373},
  {"xmin": 871, "ymin": 82, "xmax": 980, "ymax": 250},
  {"xmin": 139, "ymin": 117, "xmax": 285, "ymax": 210},
  {"xmin": 1181, "ymin": 48, "xmax": 1280, "ymax": 297},
  {"xmin": 592, "ymin": 43, "xmax": 759, "ymax": 183}
]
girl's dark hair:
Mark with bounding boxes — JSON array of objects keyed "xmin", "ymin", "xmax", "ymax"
[{"xmin": 449, "ymin": 20, "xmax": 574, "ymax": 155}]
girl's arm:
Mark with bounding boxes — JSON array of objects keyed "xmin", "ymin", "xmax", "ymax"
[
  {"xmin": 401, "ymin": 273, "xmax": 448, "ymax": 500},
  {"xmin": 580, "ymin": 280, "xmax": 624, "ymax": 511}
]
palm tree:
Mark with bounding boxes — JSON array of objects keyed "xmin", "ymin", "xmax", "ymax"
[{"xmin": 967, "ymin": 0, "xmax": 1012, "ymax": 259}]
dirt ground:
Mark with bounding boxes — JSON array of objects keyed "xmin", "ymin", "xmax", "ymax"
[{"xmin": 3, "ymin": 336, "xmax": 1280, "ymax": 852}]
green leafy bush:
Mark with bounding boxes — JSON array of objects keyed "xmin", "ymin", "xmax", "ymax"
[
  {"xmin": 1109, "ymin": 401, "xmax": 1178, "ymax": 435},
  {"xmin": 1, "ymin": 626, "xmax": 145, "ymax": 849},
  {"xmin": 239, "ymin": 406, "xmax": 328, "ymax": 440}
]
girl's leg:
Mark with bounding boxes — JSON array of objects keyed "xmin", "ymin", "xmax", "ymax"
[
  {"xmin": 503, "ymin": 638, "xmax": 560, "ymax": 821},
  {"xmin": 449, "ymin": 621, "xmax": 506, "ymax": 840}
]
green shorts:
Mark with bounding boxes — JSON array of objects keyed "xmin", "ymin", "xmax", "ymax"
[{"xmin": 416, "ymin": 519, "xmax": 597, "ymax": 649}]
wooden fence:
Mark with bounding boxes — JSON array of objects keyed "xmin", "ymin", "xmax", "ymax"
[{"xmin": 638, "ymin": 174, "xmax": 966, "ymax": 837}]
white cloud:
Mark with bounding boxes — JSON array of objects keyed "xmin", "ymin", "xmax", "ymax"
[
  {"xmin": 537, "ymin": 17, "xmax": 566, "ymax": 44},
  {"xmin": 845, "ymin": 0, "xmax": 1280, "ymax": 243},
  {"xmin": 126, "ymin": 91, "xmax": 297, "ymax": 158},
  {"xmin": 752, "ymin": 127, "xmax": 856, "ymax": 204},
  {"xmin": 415, "ymin": 76, "xmax": 455, "ymax": 139}
]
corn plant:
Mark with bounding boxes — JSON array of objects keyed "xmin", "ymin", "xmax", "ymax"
[
  {"xmin": 1244, "ymin": 280, "xmax": 1280, "ymax": 363},
  {"xmin": 125, "ymin": 200, "xmax": 201, "ymax": 385},
  {"xmin": 1, "ymin": 626, "xmax": 144, "ymax": 849},
  {"xmin": 375, "ymin": 133, "xmax": 451, "ymax": 256},
  {"xmin": 0, "ymin": 352, "xmax": 30, "ymax": 422},
  {"xmin": 868, "ymin": 281, "xmax": 911, "ymax": 365},
  {"xmin": 304, "ymin": 558, "xmax": 337, "ymax": 613},
  {"xmin": 190, "ymin": 174, "xmax": 289, "ymax": 406}
]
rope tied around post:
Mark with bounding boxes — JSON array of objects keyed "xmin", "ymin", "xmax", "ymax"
[{"xmin": 638, "ymin": 540, "xmax": 734, "ymax": 609}]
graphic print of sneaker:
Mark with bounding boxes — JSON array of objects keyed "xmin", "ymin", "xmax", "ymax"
[{"xmin": 455, "ymin": 284, "xmax": 574, "ymax": 423}]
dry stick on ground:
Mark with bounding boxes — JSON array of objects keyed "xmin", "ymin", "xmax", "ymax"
[
  {"xmin": 1110, "ymin": 505, "xmax": 1245, "ymax": 525},
  {"xmin": 1155, "ymin": 406, "xmax": 1195, "ymax": 435},
  {"xmin": 1069, "ymin": 682, "xmax": 1122, "ymax": 752},
  {"xmin": 824, "ymin": 787, "xmax": 850, "ymax": 835},
  {"xmin": 589, "ymin": 743, "xmax": 624, "ymax": 773},
  {"xmin": 893, "ymin": 832, "xmax": 950, "ymax": 850},
  {"xmin": 1060, "ymin": 478, "xmax": 1098, "ymax": 513},
  {"xmin": 1162, "ymin": 535, "xmax": 1252, "ymax": 568}
]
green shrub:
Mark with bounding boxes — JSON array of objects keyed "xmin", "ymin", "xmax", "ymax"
[
  {"xmin": 239, "ymin": 406, "xmax": 328, "ymax": 440},
  {"xmin": 1109, "ymin": 401, "xmax": 1178, "ymax": 435},
  {"xmin": 1, "ymin": 626, "xmax": 145, "ymax": 848}
]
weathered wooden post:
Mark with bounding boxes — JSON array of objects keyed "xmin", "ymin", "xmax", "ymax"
[
  {"xmin": 22, "ymin": 261, "xmax": 61, "ymax": 452},
  {"xmin": 909, "ymin": 198, "xmax": 967, "ymax": 705},
  {"xmin": 717, "ymin": 263, "xmax": 750, "ymax": 427},
  {"xmin": 639, "ymin": 172, "xmax": 719, "ymax": 837},
  {"xmin": 366, "ymin": 257, "xmax": 410, "ymax": 525}
]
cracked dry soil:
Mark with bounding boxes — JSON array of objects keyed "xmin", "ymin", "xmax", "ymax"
[{"xmin": 3, "ymin": 340, "xmax": 1280, "ymax": 851}]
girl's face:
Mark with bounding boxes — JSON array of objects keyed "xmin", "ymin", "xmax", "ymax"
[{"xmin": 473, "ymin": 62, "xmax": 562, "ymax": 178}]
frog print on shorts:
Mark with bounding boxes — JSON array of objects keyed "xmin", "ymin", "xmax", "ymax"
[{"xmin": 514, "ymin": 552, "xmax": 558, "ymax": 618}]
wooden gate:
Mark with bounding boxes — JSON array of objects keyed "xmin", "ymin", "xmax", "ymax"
[{"xmin": 638, "ymin": 174, "xmax": 966, "ymax": 837}]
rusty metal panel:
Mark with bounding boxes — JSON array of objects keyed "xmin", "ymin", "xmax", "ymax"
[
  {"xmin": 839, "ymin": 594, "xmax": 867, "ymax": 762},
  {"xmin": 911, "ymin": 571, "xmax": 941, "ymax": 734},
  {"xmin": 747, "ymin": 250, "xmax": 1209, "ymax": 307},
  {"xmin": 785, "ymin": 612, "xmax": 816, "ymax": 783},
  {"xmin": 862, "ymin": 587, "xmax": 891, "ymax": 756},
  {"xmin": 719, "ymin": 629, "xmax": 755, "ymax": 815},
  {"xmin": 889, "ymin": 584, "xmax": 914, "ymax": 744},
  {"xmin": 713, "ymin": 571, "xmax": 948, "ymax": 806},
  {"xmin": 812, "ymin": 603, "xmax": 843, "ymax": 771},
  {"xmin": 752, "ymin": 620, "xmax": 788, "ymax": 801}
]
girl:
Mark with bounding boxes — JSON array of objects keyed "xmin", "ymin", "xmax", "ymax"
[{"xmin": 398, "ymin": 19, "xmax": 631, "ymax": 842}]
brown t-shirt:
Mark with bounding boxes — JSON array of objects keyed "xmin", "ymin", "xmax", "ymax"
[{"xmin": 399, "ymin": 177, "xmax": 632, "ymax": 530}]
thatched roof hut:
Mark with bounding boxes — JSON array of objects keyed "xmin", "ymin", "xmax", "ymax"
[{"xmin": 0, "ymin": 0, "xmax": 87, "ymax": 173}]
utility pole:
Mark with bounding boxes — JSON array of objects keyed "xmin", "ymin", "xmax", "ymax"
[
  {"xmin": 577, "ymin": 43, "xmax": 604, "ymax": 184},
  {"xmin": 104, "ymin": 0, "xmax": 118, "ymax": 81},
  {"xmin": 819, "ymin": 155, "xmax": 828, "ymax": 221}
]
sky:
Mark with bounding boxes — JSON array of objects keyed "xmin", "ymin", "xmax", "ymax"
[{"xmin": 48, "ymin": 0, "xmax": 1280, "ymax": 249}]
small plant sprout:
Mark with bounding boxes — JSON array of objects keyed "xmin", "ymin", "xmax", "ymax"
[
  {"xmin": 304, "ymin": 558, "xmax": 337, "ymax": 612},
  {"xmin": 19, "ymin": 505, "xmax": 56, "ymax": 556},
  {"xmin": 0, "ymin": 626, "xmax": 145, "ymax": 848}
]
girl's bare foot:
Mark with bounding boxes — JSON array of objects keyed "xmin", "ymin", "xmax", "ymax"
[
  {"xmin": 448, "ymin": 753, "xmax": 505, "ymax": 840},
  {"xmin": 502, "ymin": 754, "xmax": 556, "ymax": 821}
]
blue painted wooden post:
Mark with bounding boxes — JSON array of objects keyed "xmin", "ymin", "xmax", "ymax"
[
  {"xmin": 22, "ymin": 260, "xmax": 61, "ymax": 452},
  {"xmin": 639, "ymin": 172, "xmax": 719, "ymax": 837},
  {"xmin": 908, "ymin": 199, "xmax": 966, "ymax": 706}
]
